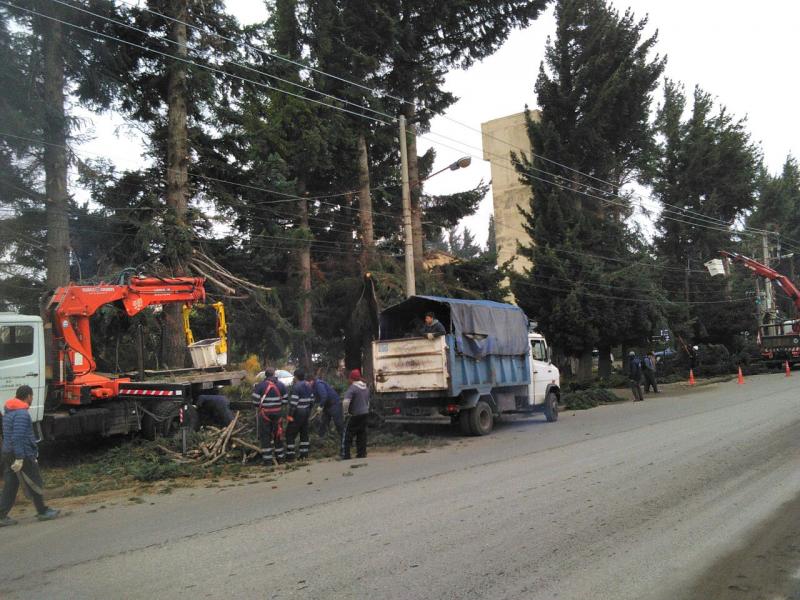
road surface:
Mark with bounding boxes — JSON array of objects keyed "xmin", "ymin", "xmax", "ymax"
[{"xmin": 1, "ymin": 373, "xmax": 799, "ymax": 599}]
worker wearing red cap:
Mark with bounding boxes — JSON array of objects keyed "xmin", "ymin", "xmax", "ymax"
[{"xmin": 341, "ymin": 369, "xmax": 370, "ymax": 460}]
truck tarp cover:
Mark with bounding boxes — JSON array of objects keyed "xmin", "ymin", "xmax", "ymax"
[{"xmin": 378, "ymin": 295, "xmax": 529, "ymax": 359}]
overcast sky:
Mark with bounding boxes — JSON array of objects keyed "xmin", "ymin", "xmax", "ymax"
[{"xmin": 79, "ymin": 0, "xmax": 800, "ymax": 247}]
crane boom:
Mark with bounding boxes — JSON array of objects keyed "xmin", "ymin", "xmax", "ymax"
[
  {"xmin": 720, "ymin": 251, "xmax": 800, "ymax": 312},
  {"xmin": 44, "ymin": 276, "xmax": 206, "ymax": 404}
]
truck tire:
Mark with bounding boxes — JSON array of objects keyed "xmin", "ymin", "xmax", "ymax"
[
  {"xmin": 142, "ymin": 402, "xmax": 198, "ymax": 440},
  {"xmin": 544, "ymin": 391, "xmax": 559, "ymax": 422},
  {"xmin": 469, "ymin": 400, "xmax": 494, "ymax": 436}
]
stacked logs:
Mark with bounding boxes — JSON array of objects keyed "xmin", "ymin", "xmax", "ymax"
[{"xmin": 155, "ymin": 411, "xmax": 269, "ymax": 466}]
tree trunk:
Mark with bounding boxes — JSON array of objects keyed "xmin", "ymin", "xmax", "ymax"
[
  {"xmin": 298, "ymin": 192, "xmax": 312, "ymax": 370},
  {"xmin": 40, "ymin": 10, "xmax": 70, "ymax": 288},
  {"xmin": 162, "ymin": 0, "xmax": 190, "ymax": 368},
  {"xmin": 357, "ymin": 133, "xmax": 374, "ymax": 264},
  {"xmin": 403, "ymin": 105, "xmax": 425, "ymax": 277},
  {"xmin": 577, "ymin": 348, "xmax": 593, "ymax": 383},
  {"xmin": 598, "ymin": 344, "xmax": 612, "ymax": 380}
]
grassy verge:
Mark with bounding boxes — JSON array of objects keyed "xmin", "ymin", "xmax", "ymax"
[{"xmin": 35, "ymin": 423, "xmax": 448, "ymax": 501}]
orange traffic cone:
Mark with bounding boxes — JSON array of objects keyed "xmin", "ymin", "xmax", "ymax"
[
  {"xmin": 737, "ymin": 366, "xmax": 745, "ymax": 385},
  {"xmin": 688, "ymin": 369, "xmax": 695, "ymax": 386},
  {"xmin": 786, "ymin": 361, "xmax": 792, "ymax": 377}
]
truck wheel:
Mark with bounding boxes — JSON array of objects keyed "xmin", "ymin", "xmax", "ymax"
[
  {"xmin": 469, "ymin": 400, "xmax": 494, "ymax": 436},
  {"xmin": 142, "ymin": 402, "xmax": 198, "ymax": 440},
  {"xmin": 544, "ymin": 392, "xmax": 559, "ymax": 422}
]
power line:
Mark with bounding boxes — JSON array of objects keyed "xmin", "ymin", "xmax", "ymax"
[
  {"xmin": 46, "ymin": 0, "xmax": 397, "ymax": 124},
  {"xmin": 2, "ymin": 1, "xmax": 393, "ymax": 126}
]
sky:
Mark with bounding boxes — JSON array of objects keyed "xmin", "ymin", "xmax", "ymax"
[{"xmin": 77, "ymin": 0, "xmax": 800, "ymax": 248}]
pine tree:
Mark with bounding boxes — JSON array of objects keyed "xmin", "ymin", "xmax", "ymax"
[
  {"xmin": 652, "ymin": 81, "xmax": 761, "ymax": 346},
  {"xmin": 384, "ymin": 0, "xmax": 549, "ymax": 277},
  {"xmin": 0, "ymin": 0, "xmax": 124, "ymax": 293},
  {"xmin": 511, "ymin": 0, "xmax": 665, "ymax": 380}
]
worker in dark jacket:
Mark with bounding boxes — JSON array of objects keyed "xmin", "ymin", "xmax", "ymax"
[
  {"xmin": 285, "ymin": 369, "xmax": 315, "ymax": 461},
  {"xmin": 308, "ymin": 374, "xmax": 343, "ymax": 437},
  {"xmin": 0, "ymin": 385, "xmax": 59, "ymax": 526},
  {"xmin": 341, "ymin": 369, "xmax": 370, "ymax": 460},
  {"xmin": 628, "ymin": 352, "xmax": 644, "ymax": 402},
  {"xmin": 252, "ymin": 368, "xmax": 288, "ymax": 466},
  {"xmin": 642, "ymin": 352, "xmax": 660, "ymax": 394},
  {"xmin": 420, "ymin": 311, "xmax": 446, "ymax": 339}
]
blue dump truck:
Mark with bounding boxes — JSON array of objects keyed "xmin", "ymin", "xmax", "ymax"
[{"xmin": 371, "ymin": 296, "xmax": 560, "ymax": 435}]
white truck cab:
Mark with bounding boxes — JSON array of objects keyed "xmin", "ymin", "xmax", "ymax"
[
  {"xmin": 528, "ymin": 332, "xmax": 560, "ymax": 418},
  {"xmin": 0, "ymin": 313, "xmax": 46, "ymax": 421}
]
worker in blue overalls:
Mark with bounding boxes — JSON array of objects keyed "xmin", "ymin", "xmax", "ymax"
[
  {"xmin": 308, "ymin": 373, "xmax": 344, "ymax": 437},
  {"xmin": 285, "ymin": 369, "xmax": 315, "ymax": 461}
]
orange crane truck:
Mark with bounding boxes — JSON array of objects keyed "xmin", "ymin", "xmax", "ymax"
[{"xmin": 0, "ymin": 274, "xmax": 244, "ymax": 440}]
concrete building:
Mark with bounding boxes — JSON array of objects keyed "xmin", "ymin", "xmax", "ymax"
[{"xmin": 481, "ymin": 110, "xmax": 540, "ymax": 279}]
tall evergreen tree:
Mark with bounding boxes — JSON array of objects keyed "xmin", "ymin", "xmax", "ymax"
[
  {"xmin": 384, "ymin": 0, "xmax": 549, "ymax": 276},
  {"xmin": 0, "ymin": 0, "xmax": 124, "ymax": 295},
  {"xmin": 652, "ymin": 81, "xmax": 761, "ymax": 345},
  {"xmin": 511, "ymin": 0, "xmax": 665, "ymax": 380}
]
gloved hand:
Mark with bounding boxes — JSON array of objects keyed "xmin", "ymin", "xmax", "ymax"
[
  {"xmin": 426, "ymin": 333, "xmax": 434, "ymax": 340},
  {"xmin": 11, "ymin": 459, "xmax": 23, "ymax": 473}
]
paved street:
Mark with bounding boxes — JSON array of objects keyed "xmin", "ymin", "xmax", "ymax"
[{"xmin": 2, "ymin": 373, "xmax": 799, "ymax": 599}]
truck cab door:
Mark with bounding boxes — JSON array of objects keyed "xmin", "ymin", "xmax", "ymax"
[
  {"xmin": 0, "ymin": 320, "xmax": 45, "ymax": 422},
  {"xmin": 529, "ymin": 339, "xmax": 551, "ymax": 405}
]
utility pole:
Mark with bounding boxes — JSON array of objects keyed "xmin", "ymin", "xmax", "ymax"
[
  {"xmin": 763, "ymin": 233, "xmax": 774, "ymax": 316},
  {"xmin": 399, "ymin": 114, "xmax": 415, "ymax": 297}
]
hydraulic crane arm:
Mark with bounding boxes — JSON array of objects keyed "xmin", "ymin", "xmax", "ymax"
[
  {"xmin": 46, "ymin": 276, "xmax": 206, "ymax": 378},
  {"xmin": 720, "ymin": 251, "xmax": 800, "ymax": 312}
]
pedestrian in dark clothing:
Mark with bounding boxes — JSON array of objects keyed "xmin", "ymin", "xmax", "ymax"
[
  {"xmin": 628, "ymin": 352, "xmax": 644, "ymax": 402},
  {"xmin": 642, "ymin": 352, "xmax": 659, "ymax": 394},
  {"xmin": 420, "ymin": 311, "xmax": 446, "ymax": 339},
  {"xmin": 308, "ymin": 375, "xmax": 343, "ymax": 437},
  {"xmin": 285, "ymin": 369, "xmax": 314, "ymax": 461},
  {"xmin": 252, "ymin": 368, "xmax": 288, "ymax": 465},
  {"xmin": 341, "ymin": 369, "xmax": 370, "ymax": 460},
  {"xmin": 1, "ymin": 386, "xmax": 59, "ymax": 526}
]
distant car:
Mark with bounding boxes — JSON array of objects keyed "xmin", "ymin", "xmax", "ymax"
[
  {"xmin": 653, "ymin": 348, "xmax": 676, "ymax": 361},
  {"xmin": 255, "ymin": 368, "xmax": 295, "ymax": 389}
]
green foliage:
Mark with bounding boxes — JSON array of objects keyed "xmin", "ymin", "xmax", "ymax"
[
  {"xmin": 512, "ymin": 0, "xmax": 666, "ymax": 367},
  {"xmin": 651, "ymin": 81, "xmax": 762, "ymax": 346},
  {"xmin": 562, "ymin": 388, "xmax": 624, "ymax": 410}
]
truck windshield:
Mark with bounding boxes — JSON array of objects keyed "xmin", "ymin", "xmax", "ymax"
[
  {"xmin": 0, "ymin": 325, "xmax": 34, "ymax": 360},
  {"xmin": 531, "ymin": 340, "xmax": 547, "ymax": 361}
]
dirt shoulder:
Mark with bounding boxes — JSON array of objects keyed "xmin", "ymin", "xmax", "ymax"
[{"xmin": 22, "ymin": 424, "xmax": 450, "ymax": 508}]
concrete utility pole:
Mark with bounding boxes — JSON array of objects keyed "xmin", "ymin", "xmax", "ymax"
[
  {"xmin": 763, "ymin": 233, "xmax": 774, "ymax": 315},
  {"xmin": 399, "ymin": 114, "xmax": 415, "ymax": 297}
]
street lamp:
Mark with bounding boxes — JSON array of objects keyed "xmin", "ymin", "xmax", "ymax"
[{"xmin": 421, "ymin": 156, "xmax": 473, "ymax": 183}]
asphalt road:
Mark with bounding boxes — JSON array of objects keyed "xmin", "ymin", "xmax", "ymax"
[{"xmin": 2, "ymin": 373, "xmax": 800, "ymax": 599}]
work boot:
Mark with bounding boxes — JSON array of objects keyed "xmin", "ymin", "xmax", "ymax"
[
  {"xmin": 36, "ymin": 508, "xmax": 60, "ymax": 521},
  {"xmin": 0, "ymin": 516, "xmax": 18, "ymax": 527}
]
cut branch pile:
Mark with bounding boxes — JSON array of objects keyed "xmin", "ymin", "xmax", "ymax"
[{"xmin": 153, "ymin": 411, "xmax": 266, "ymax": 466}]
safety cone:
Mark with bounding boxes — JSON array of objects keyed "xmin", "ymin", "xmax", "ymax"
[
  {"xmin": 737, "ymin": 366, "xmax": 745, "ymax": 385},
  {"xmin": 688, "ymin": 369, "xmax": 695, "ymax": 386},
  {"xmin": 786, "ymin": 361, "xmax": 792, "ymax": 377}
]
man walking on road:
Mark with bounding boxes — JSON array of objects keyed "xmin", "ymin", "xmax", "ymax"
[
  {"xmin": 252, "ymin": 368, "xmax": 288, "ymax": 466},
  {"xmin": 628, "ymin": 352, "xmax": 644, "ymax": 402},
  {"xmin": 0, "ymin": 385, "xmax": 59, "ymax": 526},
  {"xmin": 341, "ymin": 369, "xmax": 370, "ymax": 460},
  {"xmin": 643, "ymin": 352, "xmax": 660, "ymax": 394},
  {"xmin": 308, "ymin": 374, "xmax": 343, "ymax": 437},
  {"xmin": 285, "ymin": 369, "xmax": 314, "ymax": 461}
]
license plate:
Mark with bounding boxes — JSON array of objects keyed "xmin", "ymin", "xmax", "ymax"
[{"xmin": 406, "ymin": 391, "xmax": 418, "ymax": 399}]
